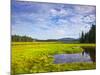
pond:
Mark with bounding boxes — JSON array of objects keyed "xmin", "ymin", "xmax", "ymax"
[{"xmin": 54, "ymin": 47, "xmax": 96, "ymax": 64}]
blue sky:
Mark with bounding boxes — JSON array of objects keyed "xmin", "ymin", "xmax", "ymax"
[{"xmin": 11, "ymin": 0, "xmax": 96, "ymax": 40}]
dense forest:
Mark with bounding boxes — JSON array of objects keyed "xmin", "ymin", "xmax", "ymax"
[{"xmin": 79, "ymin": 25, "xmax": 96, "ymax": 43}]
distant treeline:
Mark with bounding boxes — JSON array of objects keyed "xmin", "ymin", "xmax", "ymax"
[
  {"xmin": 11, "ymin": 35, "xmax": 58, "ymax": 42},
  {"xmin": 12, "ymin": 24, "xmax": 96, "ymax": 43},
  {"xmin": 12, "ymin": 35, "xmax": 35, "ymax": 42},
  {"xmin": 79, "ymin": 25, "xmax": 96, "ymax": 43}
]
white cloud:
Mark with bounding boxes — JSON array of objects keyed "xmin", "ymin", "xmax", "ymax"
[
  {"xmin": 56, "ymin": 19, "xmax": 70, "ymax": 25},
  {"xmin": 70, "ymin": 14, "xmax": 96, "ymax": 25},
  {"xmin": 82, "ymin": 14, "xmax": 96, "ymax": 23},
  {"xmin": 74, "ymin": 5, "xmax": 95, "ymax": 14},
  {"xmin": 70, "ymin": 15, "xmax": 83, "ymax": 24},
  {"xmin": 50, "ymin": 9, "xmax": 57, "ymax": 15},
  {"xmin": 50, "ymin": 8, "xmax": 68, "ymax": 17},
  {"xmin": 12, "ymin": 2, "xmax": 96, "ymax": 39}
]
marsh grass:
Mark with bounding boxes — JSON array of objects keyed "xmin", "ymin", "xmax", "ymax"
[{"xmin": 11, "ymin": 42, "xmax": 96, "ymax": 75}]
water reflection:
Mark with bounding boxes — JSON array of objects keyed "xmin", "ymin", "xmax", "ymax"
[
  {"xmin": 54, "ymin": 47, "xmax": 96, "ymax": 64},
  {"xmin": 82, "ymin": 46, "xmax": 96, "ymax": 63}
]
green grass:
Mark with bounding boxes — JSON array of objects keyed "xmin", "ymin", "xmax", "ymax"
[{"xmin": 11, "ymin": 42, "xmax": 96, "ymax": 75}]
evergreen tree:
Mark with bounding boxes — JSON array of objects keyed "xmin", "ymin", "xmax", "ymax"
[
  {"xmin": 79, "ymin": 24, "xmax": 96, "ymax": 43},
  {"xmin": 80, "ymin": 31, "xmax": 85, "ymax": 43}
]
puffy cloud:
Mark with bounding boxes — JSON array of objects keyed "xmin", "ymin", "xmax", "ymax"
[
  {"xmin": 70, "ymin": 15, "xmax": 83, "ymax": 24},
  {"xmin": 50, "ymin": 8, "xmax": 68, "ymax": 17},
  {"xmin": 74, "ymin": 5, "xmax": 95, "ymax": 14},
  {"xmin": 12, "ymin": 1, "xmax": 96, "ymax": 39},
  {"xmin": 82, "ymin": 14, "xmax": 96, "ymax": 23}
]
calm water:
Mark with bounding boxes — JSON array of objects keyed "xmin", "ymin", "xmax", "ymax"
[{"xmin": 54, "ymin": 47, "xmax": 96, "ymax": 64}]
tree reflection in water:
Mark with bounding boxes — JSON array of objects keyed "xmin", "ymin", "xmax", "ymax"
[{"xmin": 82, "ymin": 46, "xmax": 96, "ymax": 63}]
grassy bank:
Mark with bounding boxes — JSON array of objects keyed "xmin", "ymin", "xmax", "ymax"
[{"xmin": 12, "ymin": 42, "xmax": 96, "ymax": 75}]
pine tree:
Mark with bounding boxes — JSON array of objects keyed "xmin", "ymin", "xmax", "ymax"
[
  {"xmin": 79, "ymin": 24, "xmax": 96, "ymax": 43},
  {"xmin": 80, "ymin": 31, "xmax": 85, "ymax": 43}
]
